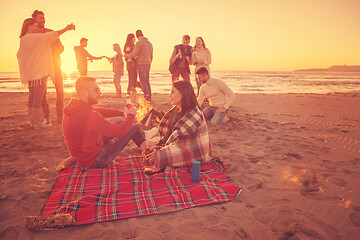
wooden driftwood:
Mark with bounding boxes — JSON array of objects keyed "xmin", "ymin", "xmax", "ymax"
[{"xmin": 24, "ymin": 214, "xmax": 76, "ymax": 230}]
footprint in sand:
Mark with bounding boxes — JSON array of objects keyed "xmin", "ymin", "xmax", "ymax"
[
  {"xmin": 332, "ymin": 177, "xmax": 348, "ymax": 187},
  {"xmin": 251, "ymin": 208, "xmax": 272, "ymax": 224},
  {"xmin": 0, "ymin": 226, "xmax": 20, "ymax": 240},
  {"xmin": 234, "ymin": 228, "xmax": 249, "ymax": 239},
  {"xmin": 178, "ymin": 220, "xmax": 207, "ymax": 234},
  {"xmin": 204, "ymin": 213, "xmax": 226, "ymax": 225},
  {"xmin": 299, "ymin": 175, "xmax": 322, "ymax": 197},
  {"xmin": 155, "ymin": 223, "xmax": 171, "ymax": 234},
  {"xmin": 349, "ymin": 206, "xmax": 360, "ymax": 227}
]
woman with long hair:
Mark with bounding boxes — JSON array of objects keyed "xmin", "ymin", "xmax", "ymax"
[
  {"xmin": 191, "ymin": 37, "xmax": 211, "ymax": 94},
  {"xmin": 17, "ymin": 18, "xmax": 74, "ymax": 129},
  {"xmin": 124, "ymin": 33, "xmax": 139, "ymax": 97},
  {"xmin": 144, "ymin": 80, "xmax": 212, "ymax": 174}
]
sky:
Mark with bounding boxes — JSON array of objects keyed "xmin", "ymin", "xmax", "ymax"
[{"xmin": 1, "ymin": 0, "xmax": 359, "ymax": 72}]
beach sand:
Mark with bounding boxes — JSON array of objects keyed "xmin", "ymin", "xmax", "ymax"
[{"xmin": 0, "ymin": 92, "xmax": 360, "ymax": 239}]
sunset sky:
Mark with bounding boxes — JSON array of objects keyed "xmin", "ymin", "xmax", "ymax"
[{"xmin": 1, "ymin": 0, "xmax": 359, "ymax": 72}]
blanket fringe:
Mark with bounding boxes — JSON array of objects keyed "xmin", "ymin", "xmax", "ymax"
[{"xmin": 24, "ymin": 214, "xmax": 76, "ymax": 230}]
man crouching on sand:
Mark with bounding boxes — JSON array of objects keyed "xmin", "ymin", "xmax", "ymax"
[
  {"xmin": 57, "ymin": 76, "xmax": 149, "ymax": 170},
  {"xmin": 196, "ymin": 67, "xmax": 235, "ymax": 125}
]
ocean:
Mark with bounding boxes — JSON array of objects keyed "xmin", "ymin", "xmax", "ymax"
[{"xmin": 1, "ymin": 70, "xmax": 359, "ymax": 94}]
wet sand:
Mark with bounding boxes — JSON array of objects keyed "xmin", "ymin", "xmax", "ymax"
[{"xmin": 0, "ymin": 92, "xmax": 359, "ymax": 239}]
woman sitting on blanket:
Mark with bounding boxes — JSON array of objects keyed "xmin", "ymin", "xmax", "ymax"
[{"xmin": 144, "ymin": 80, "xmax": 213, "ymax": 174}]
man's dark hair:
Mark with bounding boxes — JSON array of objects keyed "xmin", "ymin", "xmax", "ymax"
[
  {"xmin": 183, "ymin": 35, "xmax": 190, "ymax": 41},
  {"xmin": 75, "ymin": 76, "xmax": 96, "ymax": 95},
  {"xmin": 31, "ymin": 10, "xmax": 44, "ymax": 18},
  {"xmin": 195, "ymin": 67, "xmax": 209, "ymax": 75},
  {"xmin": 136, "ymin": 30, "xmax": 144, "ymax": 38}
]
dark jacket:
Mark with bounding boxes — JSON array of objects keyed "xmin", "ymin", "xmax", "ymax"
[{"xmin": 169, "ymin": 44, "xmax": 192, "ymax": 73}]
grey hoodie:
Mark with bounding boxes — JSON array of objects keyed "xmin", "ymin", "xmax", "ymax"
[{"xmin": 126, "ymin": 36, "xmax": 153, "ymax": 65}]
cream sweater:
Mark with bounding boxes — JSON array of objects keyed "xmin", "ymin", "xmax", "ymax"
[
  {"xmin": 17, "ymin": 31, "xmax": 58, "ymax": 85},
  {"xmin": 197, "ymin": 77, "xmax": 235, "ymax": 109},
  {"xmin": 192, "ymin": 47, "xmax": 211, "ymax": 73}
]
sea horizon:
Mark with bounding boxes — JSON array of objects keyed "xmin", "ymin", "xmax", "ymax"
[{"xmin": 1, "ymin": 70, "xmax": 359, "ymax": 94}]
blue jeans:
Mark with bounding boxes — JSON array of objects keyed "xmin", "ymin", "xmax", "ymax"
[
  {"xmin": 91, "ymin": 118, "xmax": 146, "ymax": 168},
  {"xmin": 138, "ymin": 64, "xmax": 151, "ymax": 101},
  {"xmin": 195, "ymin": 76, "xmax": 202, "ymax": 96},
  {"xmin": 203, "ymin": 106, "xmax": 229, "ymax": 125}
]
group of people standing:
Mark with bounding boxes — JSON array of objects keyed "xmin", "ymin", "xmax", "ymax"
[
  {"xmin": 169, "ymin": 35, "xmax": 211, "ymax": 94},
  {"xmin": 74, "ymin": 30, "xmax": 153, "ymax": 102}
]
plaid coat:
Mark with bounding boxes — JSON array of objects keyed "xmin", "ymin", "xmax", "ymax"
[{"xmin": 155, "ymin": 106, "xmax": 212, "ymax": 169}]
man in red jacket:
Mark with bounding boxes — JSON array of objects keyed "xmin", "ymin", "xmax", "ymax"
[{"xmin": 60, "ymin": 76, "xmax": 148, "ymax": 169}]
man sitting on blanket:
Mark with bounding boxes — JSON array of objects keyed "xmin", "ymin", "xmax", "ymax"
[{"xmin": 57, "ymin": 76, "xmax": 149, "ymax": 170}]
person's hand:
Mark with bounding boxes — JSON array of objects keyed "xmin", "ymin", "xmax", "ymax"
[
  {"xmin": 144, "ymin": 148, "xmax": 157, "ymax": 165},
  {"xmin": 66, "ymin": 23, "xmax": 75, "ymax": 31},
  {"xmin": 216, "ymin": 107, "xmax": 226, "ymax": 113},
  {"xmin": 124, "ymin": 105, "xmax": 137, "ymax": 116},
  {"xmin": 185, "ymin": 56, "xmax": 190, "ymax": 62}
]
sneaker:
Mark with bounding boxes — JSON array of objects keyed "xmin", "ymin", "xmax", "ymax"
[{"xmin": 144, "ymin": 127, "xmax": 158, "ymax": 140}]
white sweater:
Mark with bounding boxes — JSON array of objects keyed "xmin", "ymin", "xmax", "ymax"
[
  {"xmin": 17, "ymin": 31, "xmax": 58, "ymax": 85},
  {"xmin": 197, "ymin": 77, "xmax": 235, "ymax": 109}
]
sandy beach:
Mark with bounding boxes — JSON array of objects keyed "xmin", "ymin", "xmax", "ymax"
[{"xmin": 0, "ymin": 92, "xmax": 360, "ymax": 239}]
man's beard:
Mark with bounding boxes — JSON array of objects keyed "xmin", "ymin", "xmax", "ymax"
[{"xmin": 87, "ymin": 95, "xmax": 98, "ymax": 105}]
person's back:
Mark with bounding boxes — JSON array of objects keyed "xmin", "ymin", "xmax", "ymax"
[
  {"xmin": 135, "ymin": 36, "xmax": 153, "ymax": 65},
  {"xmin": 63, "ymin": 98, "xmax": 106, "ymax": 166}
]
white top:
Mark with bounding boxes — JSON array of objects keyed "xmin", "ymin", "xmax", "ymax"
[
  {"xmin": 17, "ymin": 31, "xmax": 58, "ymax": 84},
  {"xmin": 192, "ymin": 47, "xmax": 211, "ymax": 73},
  {"xmin": 197, "ymin": 77, "xmax": 235, "ymax": 109}
]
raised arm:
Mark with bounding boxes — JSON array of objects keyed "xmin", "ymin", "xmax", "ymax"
[{"xmin": 56, "ymin": 23, "xmax": 75, "ymax": 36}]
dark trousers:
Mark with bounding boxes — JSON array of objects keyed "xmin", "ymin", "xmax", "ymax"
[
  {"xmin": 127, "ymin": 66, "xmax": 138, "ymax": 93},
  {"xmin": 171, "ymin": 67, "xmax": 190, "ymax": 82}
]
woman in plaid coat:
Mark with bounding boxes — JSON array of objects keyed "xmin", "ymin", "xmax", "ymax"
[{"xmin": 145, "ymin": 80, "xmax": 212, "ymax": 174}]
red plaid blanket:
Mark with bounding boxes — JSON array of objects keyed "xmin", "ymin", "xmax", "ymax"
[{"xmin": 41, "ymin": 156, "xmax": 240, "ymax": 225}]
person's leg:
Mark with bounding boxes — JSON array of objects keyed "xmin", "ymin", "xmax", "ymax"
[
  {"xmin": 138, "ymin": 64, "xmax": 151, "ymax": 101},
  {"xmin": 144, "ymin": 64, "xmax": 151, "ymax": 101},
  {"xmin": 195, "ymin": 75, "xmax": 202, "ymax": 96},
  {"xmin": 79, "ymin": 66, "xmax": 87, "ymax": 76},
  {"xmin": 41, "ymin": 87, "xmax": 50, "ymax": 124},
  {"xmin": 203, "ymin": 106, "xmax": 217, "ymax": 121},
  {"xmin": 91, "ymin": 119, "xmax": 146, "ymax": 168},
  {"xmin": 113, "ymin": 73, "xmax": 122, "ymax": 97},
  {"xmin": 54, "ymin": 66, "xmax": 64, "ymax": 123},
  {"xmin": 32, "ymin": 82, "xmax": 49, "ymax": 129},
  {"xmin": 171, "ymin": 69, "xmax": 180, "ymax": 82},
  {"xmin": 127, "ymin": 68, "xmax": 135, "ymax": 94},
  {"xmin": 180, "ymin": 69, "xmax": 190, "ymax": 82},
  {"xmin": 27, "ymin": 84, "xmax": 35, "ymax": 127},
  {"xmin": 210, "ymin": 108, "xmax": 229, "ymax": 125}
]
